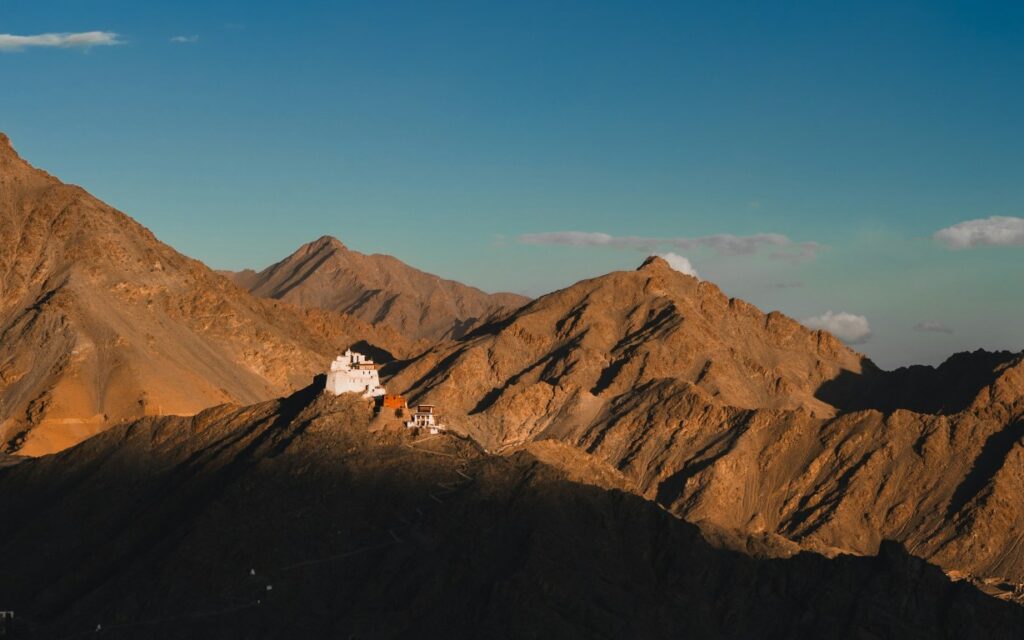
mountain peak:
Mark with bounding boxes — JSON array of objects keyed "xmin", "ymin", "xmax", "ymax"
[
  {"xmin": 290, "ymin": 235, "xmax": 349, "ymax": 260},
  {"xmin": 0, "ymin": 132, "xmax": 27, "ymax": 166},
  {"xmin": 313, "ymin": 234, "xmax": 346, "ymax": 248},
  {"xmin": 638, "ymin": 255, "xmax": 671, "ymax": 271},
  {"xmin": 0, "ymin": 133, "xmax": 60, "ymax": 185},
  {"xmin": 305, "ymin": 235, "xmax": 347, "ymax": 253}
]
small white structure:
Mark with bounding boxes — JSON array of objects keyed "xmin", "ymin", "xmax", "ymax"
[
  {"xmin": 405, "ymin": 404, "xmax": 446, "ymax": 434},
  {"xmin": 324, "ymin": 349, "xmax": 386, "ymax": 398}
]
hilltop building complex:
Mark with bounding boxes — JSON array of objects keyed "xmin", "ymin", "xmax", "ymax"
[
  {"xmin": 323, "ymin": 351, "xmax": 449, "ymax": 435},
  {"xmin": 324, "ymin": 350, "xmax": 386, "ymax": 398}
]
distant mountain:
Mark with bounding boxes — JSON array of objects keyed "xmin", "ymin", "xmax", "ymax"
[
  {"xmin": 229, "ymin": 236, "xmax": 529, "ymax": 342},
  {"xmin": 0, "ymin": 133, "xmax": 409, "ymax": 455},
  {"xmin": 387, "ymin": 255, "xmax": 1024, "ymax": 591},
  {"xmin": 1, "ymin": 387, "xmax": 1020, "ymax": 638}
]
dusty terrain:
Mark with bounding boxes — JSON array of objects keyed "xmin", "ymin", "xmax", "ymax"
[
  {"xmin": 1, "ymin": 388, "xmax": 1021, "ymax": 639},
  {"xmin": 229, "ymin": 235, "xmax": 528, "ymax": 342},
  {"xmin": 0, "ymin": 134, "xmax": 411, "ymax": 456}
]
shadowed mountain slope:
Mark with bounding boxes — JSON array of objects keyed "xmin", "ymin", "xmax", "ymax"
[
  {"xmin": 816, "ymin": 349, "xmax": 1021, "ymax": 414},
  {"xmin": 230, "ymin": 235, "xmax": 529, "ymax": 342},
  {"xmin": 0, "ymin": 133, "xmax": 411, "ymax": 456},
  {"xmin": 0, "ymin": 388, "xmax": 1021, "ymax": 639}
]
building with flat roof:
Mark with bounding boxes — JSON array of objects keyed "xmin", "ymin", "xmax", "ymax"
[
  {"xmin": 324, "ymin": 349, "xmax": 386, "ymax": 398},
  {"xmin": 405, "ymin": 404, "xmax": 446, "ymax": 434}
]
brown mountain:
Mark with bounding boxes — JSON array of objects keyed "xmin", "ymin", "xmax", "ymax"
[
  {"xmin": 1, "ymin": 386, "xmax": 1021, "ymax": 638},
  {"xmin": 386, "ymin": 256, "xmax": 1024, "ymax": 592},
  {"xmin": 230, "ymin": 235, "xmax": 529, "ymax": 342},
  {"xmin": 388, "ymin": 256, "xmax": 868, "ymax": 446},
  {"xmin": 0, "ymin": 133, "xmax": 408, "ymax": 456}
]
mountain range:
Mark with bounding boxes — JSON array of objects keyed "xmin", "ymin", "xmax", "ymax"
[
  {"xmin": 2, "ymin": 131, "xmax": 1023, "ymax": 636},
  {"xmin": 386, "ymin": 254, "xmax": 1024, "ymax": 593}
]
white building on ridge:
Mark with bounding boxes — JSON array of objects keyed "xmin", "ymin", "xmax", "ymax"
[
  {"xmin": 405, "ymin": 404, "xmax": 446, "ymax": 434},
  {"xmin": 324, "ymin": 349, "xmax": 386, "ymax": 398}
]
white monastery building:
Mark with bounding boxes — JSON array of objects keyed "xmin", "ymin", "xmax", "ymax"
[
  {"xmin": 324, "ymin": 350, "xmax": 386, "ymax": 398},
  {"xmin": 405, "ymin": 404, "xmax": 446, "ymax": 434}
]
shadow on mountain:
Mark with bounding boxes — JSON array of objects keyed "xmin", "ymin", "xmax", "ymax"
[
  {"xmin": 947, "ymin": 420, "xmax": 1024, "ymax": 518},
  {"xmin": 447, "ymin": 316, "xmax": 480, "ymax": 340},
  {"xmin": 345, "ymin": 340, "xmax": 398, "ymax": 365},
  {"xmin": 469, "ymin": 337, "xmax": 587, "ymax": 415},
  {"xmin": 457, "ymin": 310, "xmax": 519, "ymax": 342},
  {"xmin": 816, "ymin": 350, "xmax": 1019, "ymax": 415},
  {"xmin": 0, "ymin": 388, "xmax": 1021, "ymax": 639}
]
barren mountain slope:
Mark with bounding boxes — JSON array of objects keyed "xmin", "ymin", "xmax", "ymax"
[
  {"xmin": 388, "ymin": 255, "xmax": 867, "ymax": 446},
  {"xmin": 0, "ymin": 133, "xmax": 409, "ymax": 456},
  {"xmin": 387, "ymin": 256, "xmax": 1024, "ymax": 589},
  {"xmin": 0, "ymin": 387, "xmax": 1020, "ymax": 639},
  {"xmin": 568, "ymin": 356, "xmax": 1024, "ymax": 585},
  {"xmin": 231, "ymin": 235, "xmax": 529, "ymax": 341}
]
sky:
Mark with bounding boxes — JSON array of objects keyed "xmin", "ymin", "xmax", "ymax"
[{"xmin": 2, "ymin": 0, "xmax": 1022, "ymax": 368}]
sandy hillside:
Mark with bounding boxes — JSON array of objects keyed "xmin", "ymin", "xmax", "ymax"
[{"xmin": 0, "ymin": 133, "xmax": 412, "ymax": 455}]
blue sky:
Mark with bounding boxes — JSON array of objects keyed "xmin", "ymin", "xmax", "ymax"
[{"xmin": 2, "ymin": 1, "xmax": 1022, "ymax": 367}]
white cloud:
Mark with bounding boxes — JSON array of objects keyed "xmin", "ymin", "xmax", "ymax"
[
  {"xmin": 170, "ymin": 35, "xmax": 199, "ymax": 44},
  {"xmin": 520, "ymin": 231, "xmax": 621, "ymax": 247},
  {"xmin": 913, "ymin": 321, "xmax": 953, "ymax": 334},
  {"xmin": 801, "ymin": 311, "xmax": 872, "ymax": 345},
  {"xmin": 658, "ymin": 253, "xmax": 699, "ymax": 278},
  {"xmin": 934, "ymin": 216, "xmax": 1024, "ymax": 249},
  {"xmin": 519, "ymin": 231, "xmax": 822, "ymax": 262},
  {"xmin": 0, "ymin": 31, "xmax": 122, "ymax": 51}
]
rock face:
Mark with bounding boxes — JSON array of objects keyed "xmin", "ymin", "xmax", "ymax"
[
  {"xmin": 1, "ymin": 387, "xmax": 1021, "ymax": 639},
  {"xmin": 387, "ymin": 255, "xmax": 1024, "ymax": 591},
  {"xmin": 230, "ymin": 235, "xmax": 529, "ymax": 342},
  {"xmin": 0, "ymin": 133, "xmax": 409, "ymax": 456}
]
